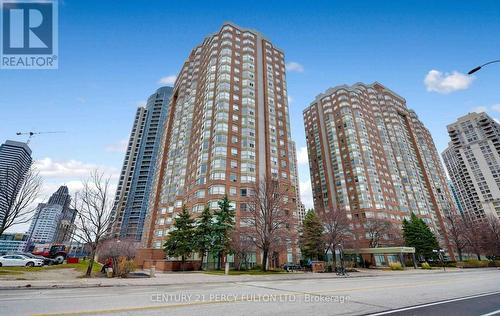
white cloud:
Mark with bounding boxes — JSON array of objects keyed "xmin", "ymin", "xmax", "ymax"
[
  {"xmin": 472, "ymin": 104, "xmax": 500, "ymax": 115},
  {"xmin": 491, "ymin": 104, "xmax": 500, "ymax": 113},
  {"xmin": 472, "ymin": 106, "xmax": 488, "ymax": 113},
  {"xmin": 40, "ymin": 181, "xmax": 85, "ymax": 200},
  {"xmin": 6, "ymin": 159, "xmax": 119, "ymax": 234},
  {"xmin": 285, "ymin": 62, "xmax": 304, "ymax": 73},
  {"xmin": 34, "ymin": 157, "xmax": 119, "ymax": 180},
  {"xmin": 136, "ymin": 100, "xmax": 147, "ymax": 107},
  {"xmin": 424, "ymin": 69, "xmax": 474, "ymax": 94},
  {"xmin": 297, "ymin": 146, "xmax": 309, "ymax": 166},
  {"xmin": 287, "ymin": 96, "xmax": 293, "ymax": 104},
  {"xmin": 300, "ymin": 179, "xmax": 313, "ymax": 209},
  {"xmin": 158, "ymin": 75, "xmax": 177, "ymax": 85},
  {"xmin": 105, "ymin": 139, "xmax": 128, "ymax": 153}
]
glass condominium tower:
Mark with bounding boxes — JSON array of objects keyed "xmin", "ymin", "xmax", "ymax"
[
  {"xmin": 110, "ymin": 86, "xmax": 173, "ymax": 241},
  {"xmin": 0, "ymin": 140, "xmax": 32, "ymax": 226},
  {"xmin": 143, "ymin": 23, "xmax": 300, "ymax": 263},
  {"xmin": 303, "ymin": 82, "xmax": 456, "ymax": 253},
  {"xmin": 442, "ymin": 112, "xmax": 500, "ymax": 221}
]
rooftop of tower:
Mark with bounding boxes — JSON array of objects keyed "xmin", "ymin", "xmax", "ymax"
[
  {"xmin": 2, "ymin": 140, "xmax": 32, "ymax": 155},
  {"xmin": 303, "ymin": 82, "xmax": 407, "ymax": 113},
  {"xmin": 447, "ymin": 111, "xmax": 493, "ymax": 126},
  {"xmin": 199, "ymin": 21, "xmax": 284, "ymax": 53}
]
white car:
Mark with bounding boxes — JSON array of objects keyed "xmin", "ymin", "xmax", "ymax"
[{"xmin": 0, "ymin": 254, "xmax": 44, "ymax": 267}]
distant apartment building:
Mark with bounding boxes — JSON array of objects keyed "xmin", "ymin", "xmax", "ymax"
[
  {"xmin": 109, "ymin": 86, "xmax": 173, "ymax": 241},
  {"xmin": 442, "ymin": 112, "xmax": 500, "ymax": 221},
  {"xmin": 0, "ymin": 140, "xmax": 32, "ymax": 226},
  {"xmin": 27, "ymin": 186, "xmax": 75, "ymax": 244},
  {"xmin": 303, "ymin": 82, "xmax": 456, "ymax": 251},
  {"xmin": 0, "ymin": 233, "xmax": 28, "ymax": 255},
  {"xmin": 289, "ymin": 141, "xmax": 306, "ymax": 224},
  {"xmin": 53, "ymin": 207, "xmax": 77, "ymax": 244},
  {"xmin": 447, "ymin": 180, "xmax": 463, "ymax": 215},
  {"xmin": 142, "ymin": 23, "xmax": 300, "ymax": 265},
  {"xmin": 28, "ymin": 204, "xmax": 63, "ymax": 244},
  {"xmin": 297, "ymin": 202, "xmax": 306, "ymax": 224}
]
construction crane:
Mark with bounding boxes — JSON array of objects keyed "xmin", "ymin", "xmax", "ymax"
[{"xmin": 16, "ymin": 131, "xmax": 66, "ymax": 144}]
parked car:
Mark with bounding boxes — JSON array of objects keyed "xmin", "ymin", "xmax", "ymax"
[
  {"xmin": 282, "ymin": 262, "xmax": 302, "ymax": 272},
  {"xmin": 15, "ymin": 252, "xmax": 55, "ymax": 266},
  {"xmin": 0, "ymin": 254, "xmax": 44, "ymax": 267}
]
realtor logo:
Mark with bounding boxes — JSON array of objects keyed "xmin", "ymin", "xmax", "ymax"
[{"xmin": 1, "ymin": 0, "xmax": 58, "ymax": 69}]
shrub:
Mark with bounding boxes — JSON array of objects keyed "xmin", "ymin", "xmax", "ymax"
[
  {"xmin": 488, "ymin": 260, "xmax": 500, "ymax": 267},
  {"xmin": 117, "ymin": 257, "xmax": 136, "ymax": 277},
  {"xmin": 428, "ymin": 261, "xmax": 456, "ymax": 268},
  {"xmin": 250, "ymin": 264, "xmax": 262, "ymax": 271},
  {"xmin": 421, "ymin": 262, "xmax": 431, "ymax": 270},
  {"xmin": 389, "ymin": 262, "xmax": 403, "ymax": 270},
  {"xmin": 456, "ymin": 260, "xmax": 490, "ymax": 268}
]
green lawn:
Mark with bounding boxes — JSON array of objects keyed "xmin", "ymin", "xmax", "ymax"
[
  {"xmin": 0, "ymin": 269, "xmax": 24, "ymax": 275},
  {"xmin": 204, "ymin": 269, "xmax": 288, "ymax": 275},
  {"xmin": 0, "ymin": 260, "xmax": 102, "ymax": 275}
]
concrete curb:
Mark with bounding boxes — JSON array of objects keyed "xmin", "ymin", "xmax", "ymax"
[
  {"xmin": 0, "ymin": 274, "xmax": 373, "ymax": 291},
  {"xmin": 1, "ymin": 268, "xmax": 497, "ymax": 291}
]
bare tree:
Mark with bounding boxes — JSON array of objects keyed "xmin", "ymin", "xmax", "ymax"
[
  {"xmin": 322, "ymin": 208, "xmax": 351, "ymax": 260},
  {"xmin": 365, "ymin": 217, "xmax": 400, "ymax": 248},
  {"xmin": 230, "ymin": 229, "xmax": 254, "ymax": 270},
  {"xmin": 480, "ymin": 215, "xmax": 500, "ymax": 259},
  {"xmin": 462, "ymin": 217, "xmax": 483, "ymax": 260},
  {"xmin": 243, "ymin": 176, "xmax": 294, "ymax": 271},
  {"xmin": 98, "ymin": 238, "xmax": 138, "ymax": 277},
  {"xmin": 73, "ymin": 170, "xmax": 114, "ymax": 277},
  {"xmin": 0, "ymin": 165, "xmax": 42, "ymax": 236},
  {"xmin": 445, "ymin": 214, "xmax": 468, "ymax": 261}
]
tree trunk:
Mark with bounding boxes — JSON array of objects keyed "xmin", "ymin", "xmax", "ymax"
[
  {"xmin": 458, "ymin": 249, "xmax": 463, "ymax": 262},
  {"xmin": 476, "ymin": 252, "xmax": 481, "ymax": 261},
  {"xmin": 0, "ymin": 221, "xmax": 7, "ymax": 237},
  {"xmin": 112, "ymin": 257, "xmax": 119, "ymax": 277},
  {"xmin": 243, "ymin": 256, "xmax": 249, "ymax": 270},
  {"xmin": 199, "ymin": 252, "xmax": 205, "ymax": 271},
  {"xmin": 262, "ymin": 250, "xmax": 268, "ymax": 272},
  {"xmin": 86, "ymin": 249, "xmax": 96, "ymax": 277}
]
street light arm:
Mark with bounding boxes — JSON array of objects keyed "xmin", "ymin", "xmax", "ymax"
[
  {"xmin": 480, "ymin": 59, "xmax": 500, "ymax": 67},
  {"xmin": 468, "ymin": 59, "xmax": 500, "ymax": 75}
]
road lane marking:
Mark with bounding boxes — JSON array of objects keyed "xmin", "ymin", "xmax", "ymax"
[
  {"xmin": 481, "ymin": 309, "xmax": 500, "ymax": 316},
  {"xmin": 367, "ymin": 291, "xmax": 500, "ymax": 315},
  {"xmin": 238, "ymin": 275, "xmax": 493, "ymax": 296},
  {"xmin": 29, "ymin": 279, "xmax": 499, "ymax": 316}
]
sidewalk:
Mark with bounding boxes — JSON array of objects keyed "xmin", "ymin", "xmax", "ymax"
[{"xmin": 1, "ymin": 267, "xmax": 491, "ymax": 290}]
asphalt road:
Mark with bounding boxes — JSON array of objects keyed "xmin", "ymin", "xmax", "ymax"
[
  {"xmin": 0, "ymin": 269, "xmax": 498, "ymax": 316},
  {"xmin": 368, "ymin": 292, "xmax": 500, "ymax": 316}
]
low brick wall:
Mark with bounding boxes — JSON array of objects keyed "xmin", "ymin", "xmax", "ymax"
[
  {"xmin": 134, "ymin": 248, "xmax": 165, "ymax": 268},
  {"xmin": 143, "ymin": 259, "xmax": 202, "ymax": 271}
]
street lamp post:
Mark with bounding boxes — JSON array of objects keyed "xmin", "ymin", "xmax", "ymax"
[
  {"xmin": 433, "ymin": 249, "xmax": 446, "ymax": 271},
  {"xmin": 468, "ymin": 60, "xmax": 500, "ymax": 75}
]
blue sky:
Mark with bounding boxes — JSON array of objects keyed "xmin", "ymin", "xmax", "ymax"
[{"xmin": 1, "ymin": 0, "xmax": 499, "ymax": 231}]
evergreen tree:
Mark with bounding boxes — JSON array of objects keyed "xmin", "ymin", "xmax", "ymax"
[
  {"xmin": 299, "ymin": 209, "xmax": 325, "ymax": 261},
  {"xmin": 402, "ymin": 213, "xmax": 439, "ymax": 260},
  {"xmin": 163, "ymin": 205, "xmax": 196, "ymax": 270},
  {"xmin": 194, "ymin": 205, "xmax": 214, "ymax": 270},
  {"xmin": 212, "ymin": 195, "xmax": 236, "ymax": 269}
]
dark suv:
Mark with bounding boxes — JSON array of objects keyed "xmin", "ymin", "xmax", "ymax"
[{"xmin": 283, "ymin": 263, "xmax": 302, "ymax": 272}]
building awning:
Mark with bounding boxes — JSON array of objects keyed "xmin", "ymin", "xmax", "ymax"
[{"xmin": 344, "ymin": 247, "xmax": 415, "ymax": 255}]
